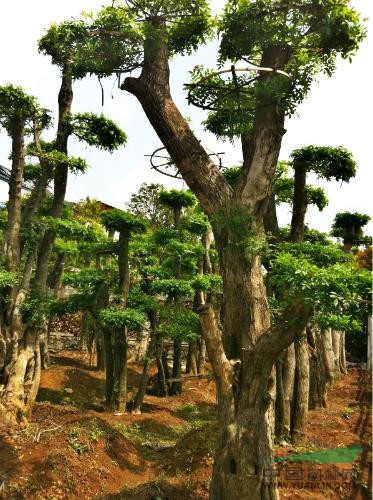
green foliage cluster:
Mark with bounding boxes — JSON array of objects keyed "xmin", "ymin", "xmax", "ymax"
[
  {"xmin": 71, "ymin": 113, "xmax": 127, "ymax": 152},
  {"xmin": 159, "ymin": 305, "xmax": 199, "ymax": 340},
  {"xmin": 63, "ymin": 268, "xmax": 114, "ymax": 291},
  {"xmin": 26, "ymin": 148, "xmax": 88, "ymax": 174},
  {"xmin": 0, "ymin": 268, "xmax": 18, "ymax": 288},
  {"xmin": 53, "ymin": 239, "xmax": 79, "ymax": 255},
  {"xmin": 21, "ymin": 294, "xmax": 51, "ymax": 326},
  {"xmin": 38, "ymin": 2, "xmax": 213, "ymax": 78},
  {"xmin": 51, "ymin": 293, "xmax": 93, "ymax": 316},
  {"xmin": 152, "ymin": 278, "xmax": 193, "ymax": 298},
  {"xmin": 99, "ymin": 307, "xmax": 146, "ymax": 330},
  {"xmin": 268, "ymin": 252, "xmax": 370, "ymax": 333},
  {"xmin": 269, "ymin": 242, "xmax": 350, "ymax": 267},
  {"xmin": 0, "ymin": 84, "xmax": 39, "ymax": 131},
  {"xmin": 38, "ymin": 20, "xmax": 93, "ymax": 77},
  {"xmin": 23, "ymin": 163, "xmax": 43, "ymax": 183},
  {"xmin": 274, "ymin": 174, "xmax": 328, "ymax": 211},
  {"xmin": 199, "ymin": 0, "xmax": 365, "ymax": 139},
  {"xmin": 101, "ymin": 209, "xmax": 147, "ymax": 233},
  {"xmin": 291, "ymin": 146, "xmax": 357, "ymax": 181},
  {"xmin": 331, "ymin": 212, "xmax": 371, "ymax": 244},
  {"xmin": 191, "ymin": 274, "xmax": 222, "ymax": 293},
  {"xmin": 42, "ymin": 217, "xmax": 106, "ymax": 242},
  {"xmin": 332, "ymin": 212, "xmax": 371, "ymax": 231},
  {"xmin": 183, "ymin": 213, "xmax": 210, "ymax": 235},
  {"xmin": 222, "ymin": 166, "xmax": 242, "ymax": 188},
  {"xmin": 158, "ymin": 189, "xmax": 196, "ymax": 210},
  {"xmin": 305, "ymin": 186, "xmax": 328, "ymax": 211},
  {"xmin": 0, "ymin": 210, "xmax": 7, "ymax": 230}
]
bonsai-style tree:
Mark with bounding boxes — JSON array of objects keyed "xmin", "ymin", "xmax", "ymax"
[
  {"xmin": 332, "ymin": 211, "xmax": 371, "ymax": 252},
  {"xmin": 158, "ymin": 189, "xmax": 196, "ymax": 394},
  {"xmin": 289, "ymin": 146, "xmax": 357, "ymax": 242},
  {"xmin": 100, "ymin": 209, "xmax": 147, "ymax": 410},
  {"xmin": 14, "ymin": 1, "xmax": 368, "ymax": 497}
]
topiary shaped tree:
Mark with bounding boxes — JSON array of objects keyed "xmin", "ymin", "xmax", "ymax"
[
  {"xmin": 289, "ymin": 146, "xmax": 357, "ymax": 242},
  {"xmin": 100, "ymin": 209, "xmax": 147, "ymax": 411},
  {"xmin": 331, "ymin": 212, "xmax": 371, "ymax": 252}
]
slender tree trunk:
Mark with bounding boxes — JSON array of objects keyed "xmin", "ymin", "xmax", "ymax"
[
  {"xmin": 289, "ymin": 167, "xmax": 307, "ymax": 242},
  {"xmin": 197, "ymin": 337, "xmax": 207, "ymax": 374},
  {"xmin": 281, "ymin": 344, "xmax": 296, "ymax": 438},
  {"xmin": 47, "ymin": 252, "xmax": 66, "ymax": 295},
  {"xmin": 20, "ymin": 126, "xmax": 53, "ymax": 246},
  {"xmin": 156, "ymin": 337, "xmax": 168, "ymax": 396},
  {"xmin": 118, "ymin": 230, "xmax": 130, "ymax": 304},
  {"xmin": 331, "ymin": 329, "xmax": 342, "ymax": 377},
  {"xmin": 103, "ymin": 329, "xmax": 115, "ymax": 410},
  {"xmin": 263, "ymin": 193, "xmax": 280, "ymax": 240},
  {"xmin": 186, "ymin": 340, "xmax": 198, "ymax": 375},
  {"xmin": 116, "ymin": 327, "xmax": 128, "ymax": 412},
  {"xmin": 339, "ymin": 331, "xmax": 347, "ymax": 374},
  {"xmin": 133, "ymin": 315, "xmax": 157, "ymax": 413},
  {"xmin": 170, "ymin": 339, "xmax": 182, "ymax": 395},
  {"xmin": 291, "ymin": 338, "xmax": 309, "ymax": 443},
  {"xmin": 2, "ymin": 118, "xmax": 25, "ymax": 272},
  {"xmin": 34, "ymin": 64, "xmax": 73, "ymax": 294}
]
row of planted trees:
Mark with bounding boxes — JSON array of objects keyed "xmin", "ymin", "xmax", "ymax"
[{"xmin": 0, "ymin": 1, "xmax": 371, "ymax": 499}]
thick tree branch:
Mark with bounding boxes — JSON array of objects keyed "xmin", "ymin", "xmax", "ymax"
[
  {"xmin": 244, "ymin": 300, "xmax": 312, "ymax": 407},
  {"xmin": 121, "ymin": 21, "xmax": 232, "ymax": 216},
  {"xmin": 237, "ymin": 45, "xmax": 293, "ymax": 214},
  {"xmin": 198, "ymin": 303, "xmax": 233, "ymax": 397}
]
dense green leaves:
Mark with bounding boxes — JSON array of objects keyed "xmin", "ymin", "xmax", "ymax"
[
  {"xmin": 191, "ymin": 274, "xmax": 222, "ymax": 293},
  {"xmin": 99, "ymin": 307, "xmax": 146, "ymax": 330},
  {"xmin": 331, "ymin": 212, "xmax": 371, "ymax": 244},
  {"xmin": 101, "ymin": 209, "xmax": 147, "ymax": 233},
  {"xmin": 158, "ymin": 189, "xmax": 196, "ymax": 210},
  {"xmin": 42, "ymin": 217, "xmax": 105, "ymax": 242},
  {"xmin": 268, "ymin": 252, "xmax": 370, "ymax": 331},
  {"xmin": 291, "ymin": 146, "xmax": 357, "ymax": 181},
  {"xmin": 71, "ymin": 113, "xmax": 127, "ymax": 152},
  {"xmin": 152, "ymin": 278, "xmax": 194, "ymax": 297},
  {"xmin": 0, "ymin": 268, "xmax": 18, "ymax": 288}
]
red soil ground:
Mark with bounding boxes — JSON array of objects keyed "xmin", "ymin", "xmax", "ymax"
[{"xmin": 0, "ymin": 351, "xmax": 371, "ymax": 499}]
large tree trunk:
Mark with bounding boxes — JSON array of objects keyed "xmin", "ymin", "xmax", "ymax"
[
  {"xmin": 121, "ymin": 20, "xmax": 297, "ymax": 499},
  {"xmin": 199, "ymin": 301, "xmax": 310, "ymax": 500}
]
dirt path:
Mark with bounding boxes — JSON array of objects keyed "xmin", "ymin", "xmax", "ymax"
[{"xmin": 0, "ymin": 351, "xmax": 371, "ymax": 499}]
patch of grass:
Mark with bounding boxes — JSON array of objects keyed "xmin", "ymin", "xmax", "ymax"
[
  {"xmin": 175, "ymin": 402, "xmax": 215, "ymax": 432},
  {"xmin": 114, "ymin": 420, "xmax": 182, "ymax": 448}
]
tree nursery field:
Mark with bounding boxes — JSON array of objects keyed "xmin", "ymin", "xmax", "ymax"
[{"xmin": 0, "ymin": 1, "xmax": 372, "ymax": 499}]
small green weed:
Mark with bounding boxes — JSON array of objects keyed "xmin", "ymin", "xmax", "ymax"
[
  {"xmin": 341, "ymin": 406, "xmax": 354, "ymax": 420},
  {"xmin": 67, "ymin": 427, "xmax": 89, "ymax": 454}
]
